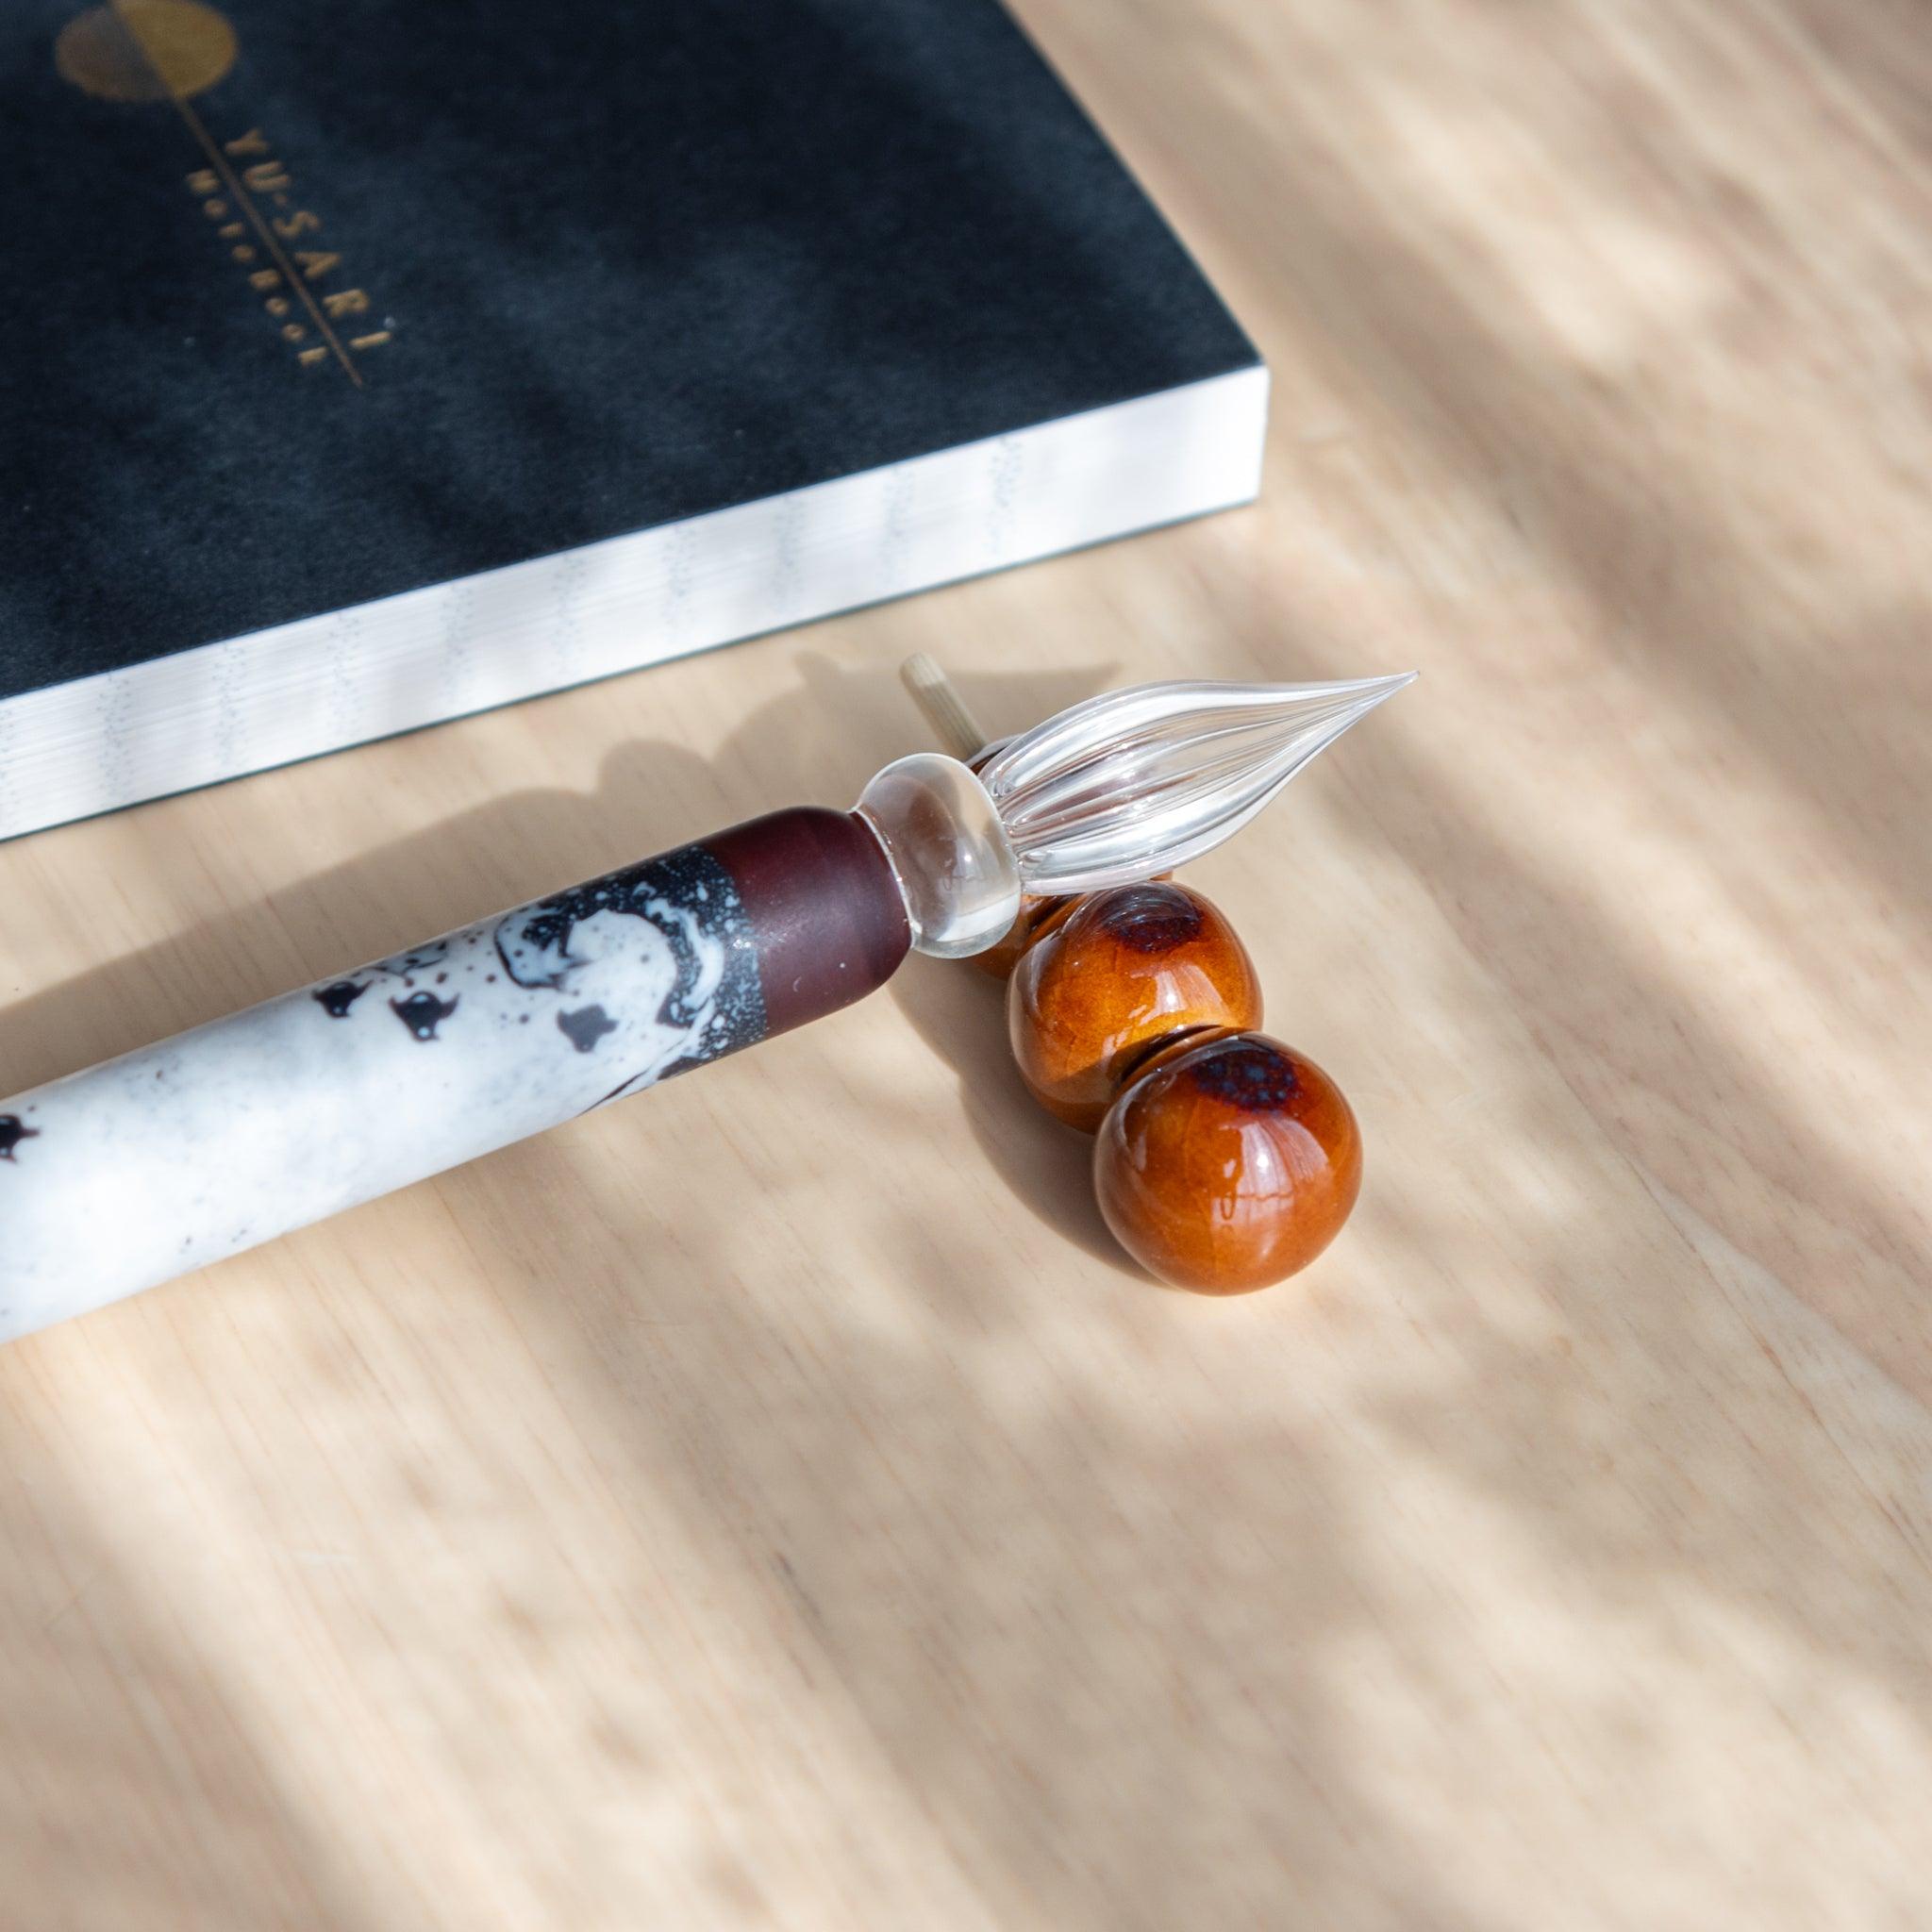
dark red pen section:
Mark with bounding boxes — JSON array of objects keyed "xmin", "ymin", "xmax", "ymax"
[{"xmin": 702, "ymin": 808, "xmax": 910, "ymax": 1041}]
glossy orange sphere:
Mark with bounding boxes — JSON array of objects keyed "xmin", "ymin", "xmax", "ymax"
[
  {"xmin": 1008, "ymin": 882, "xmax": 1262, "ymax": 1130},
  {"xmin": 969, "ymin": 874, "xmax": 1170, "ymax": 980},
  {"xmin": 1093, "ymin": 1029, "xmax": 1361, "ymax": 1293}
]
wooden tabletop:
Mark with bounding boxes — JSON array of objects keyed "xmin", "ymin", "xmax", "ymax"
[{"xmin": 6, "ymin": 1, "xmax": 1930, "ymax": 1924}]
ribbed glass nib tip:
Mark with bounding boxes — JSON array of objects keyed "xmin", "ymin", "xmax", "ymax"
[
  {"xmin": 975, "ymin": 671, "xmax": 1416, "ymax": 894},
  {"xmin": 871, "ymin": 665, "xmax": 1415, "ymax": 956}
]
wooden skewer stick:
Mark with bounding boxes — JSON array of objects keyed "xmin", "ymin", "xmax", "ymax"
[{"xmin": 901, "ymin": 654, "xmax": 989, "ymax": 761}]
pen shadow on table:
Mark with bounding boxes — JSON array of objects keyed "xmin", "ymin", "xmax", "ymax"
[{"xmin": 0, "ymin": 656, "xmax": 1096, "ymax": 1086}]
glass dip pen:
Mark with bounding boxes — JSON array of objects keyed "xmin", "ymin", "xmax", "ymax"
[{"xmin": 0, "ymin": 669, "xmax": 1411, "ymax": 1341}]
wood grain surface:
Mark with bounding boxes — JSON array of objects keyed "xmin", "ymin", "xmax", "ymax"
[{"xmin": 5, "ymin": 0, "xmax": 1930, "ymax": 1924}]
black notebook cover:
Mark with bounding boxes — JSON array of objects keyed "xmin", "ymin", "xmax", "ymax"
[{"xmin": 0, "ymin": 0, "xmax": 1261, "ymax": 828}]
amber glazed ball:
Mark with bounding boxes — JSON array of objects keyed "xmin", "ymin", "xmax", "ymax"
[
  {"xmin": 972, "ymin": 874, "xmax": 1170, "ymax": 981},
  {"xmin": 1008, "ymin": 882, "xmax": 1262, "ymax": 1130},
  {"xmin": 1094, "ymin": 1030, "xmax": 1362, "ymax": 1293}
]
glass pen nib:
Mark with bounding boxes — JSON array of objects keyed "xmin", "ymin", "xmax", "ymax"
[{"xmin": 977, "ymin": 672, "xmax": 1416, "ymax": 894}]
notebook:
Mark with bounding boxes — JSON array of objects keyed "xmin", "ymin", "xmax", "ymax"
[{"xmin": 0, "ymin": 0, "xmax": 1266, "ymax": 840}]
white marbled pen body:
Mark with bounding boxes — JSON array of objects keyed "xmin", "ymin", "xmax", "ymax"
[{"xmin": 0, "ymin": 811, "xmax": 910, "ymax": 1341}]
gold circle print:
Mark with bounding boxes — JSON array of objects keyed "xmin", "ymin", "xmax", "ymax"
[{"xmin": 56, "ymin": 0, "xmax": 238, "ymax": 102}]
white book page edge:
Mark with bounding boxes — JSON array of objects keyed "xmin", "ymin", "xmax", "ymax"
[{"xmin": 0, "ymin": 366, "xmax": 1267, "ymax": 841}]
